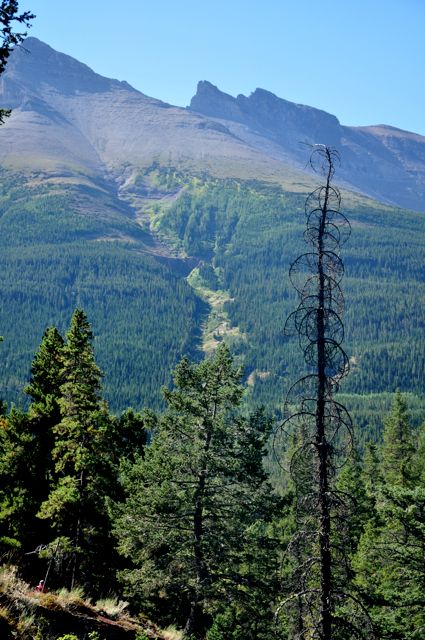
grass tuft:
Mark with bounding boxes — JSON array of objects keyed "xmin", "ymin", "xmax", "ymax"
[
  {"xmin": 95, "ymin": 596, "xmax": 129, "ymax": 619},
  {"xmin": 162, "ymin": 625, "xmax": 183, "ymax": 640}
]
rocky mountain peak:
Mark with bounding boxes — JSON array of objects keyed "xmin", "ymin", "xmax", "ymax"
[
  {"xmin": 6, "ymin": 37, "xmax": 137, "ymax": 96},
  {"xmin": 189, "ymin": 81, "xmax": 342, "ymax": 148},
  {"xmin": 0, "ymin": 39, "xmax": 425, "ymax": 211},
  {"xmin": 189, "ymin": 81, "xmax": 243, "ymax": 120}
]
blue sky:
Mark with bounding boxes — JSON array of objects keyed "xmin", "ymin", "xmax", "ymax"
[{"xmin": 21, "ymin": 0, "xmax": 425, "ymax": 135}]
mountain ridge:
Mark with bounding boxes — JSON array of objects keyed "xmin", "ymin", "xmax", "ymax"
[
  {"xmin": 188, "ymin": 80, "xmax": 425, "ymax": 211},
  {"xmin": 0, "ymin": 38, "xmax": 424, "ymax": 211}
]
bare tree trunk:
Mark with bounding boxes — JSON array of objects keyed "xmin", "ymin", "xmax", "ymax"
[
  {"xmin": 316, "ymin": 156, "xmax": 333, "ymax": 640},
  {"xmin": 284, "ymin": 146, "xmax": 353, "ymax": 639}
]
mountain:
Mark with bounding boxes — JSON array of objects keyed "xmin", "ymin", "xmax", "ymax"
[
  {"xmin": 189, "ymin": 81, "xmax": 425, "ymax": 212},
  {"xmin": 0, "ymin": 38, "xmax": 423, "ymax": 429},
  {"xmin": 0, "ymin": 38, "xmax": 301, "ymax": 184},
  {"xmin": 1, "ymin": 39, "xmax": 425, "ymax": 211}
]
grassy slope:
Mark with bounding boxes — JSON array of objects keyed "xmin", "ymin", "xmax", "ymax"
[{"xmin": 0, "ymin": 565, "xmax": 175, "ymax": 639}]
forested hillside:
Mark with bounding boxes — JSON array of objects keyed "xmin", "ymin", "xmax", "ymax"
[
  {"xmin": 153, "ymin": 171, "xmax": 425, "ymax": 433},
  {"xmin": 0, "ymin": 37, "xmax": 422, "ymax": 432},
  {"xmin": 0, "ymin": 170, "xmax": 203, "ymax": 410},
  {"xmin": 0, "ymin": 166, "xmax": 423, "ymax": 436}
]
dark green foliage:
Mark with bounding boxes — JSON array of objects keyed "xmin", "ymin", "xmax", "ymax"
[
  {"xmin": 0, "ymin": 408, "xmax": 40, "ymax": 550},
  {"xmin": 26, "ymin": 326, "xmax": 64, "ymax": 423},
  {"xmin": 352, "ymin": 396, "xmax": 425, "ymax": 639},
  {"xmin": 0, "ymin": 173, "xmax": 203, "ymax": 412},
  {"xmin": 0, "ymin": 328, "xmax": 64, "ymax": 555},
  {"xmin": 108, "ymin": 407, "xmax": 150, "ymax": 464},
  {"xmin": 37, "ymin": 310, "xmax": 117, "ymax": 593},
  {"xmin": 112, "ymin": 345, "xmax": 280, "ymax": 638},
  {"xmin": 380, "ymin": 391, "xmax": 415, "ymax": 486}
]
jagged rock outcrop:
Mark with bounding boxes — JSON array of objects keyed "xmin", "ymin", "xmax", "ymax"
[{"xmin": 189, "ymin": 80, "xmax": 425, "ymax": 211}]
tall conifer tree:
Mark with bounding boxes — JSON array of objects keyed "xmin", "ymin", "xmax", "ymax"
[
  {"xmin": 38, "ymin": 309, "xmax": 115, "ymax": 593},
  {"xmin": 353, "ymin": 394, "xmax": 424, "ymax": 638},
  {"xmin": 113, "ymin": 345, "xmax": 280, "ymax": 639},
  {"xmin": 0, "ymin": 328, "xmax": 64, "ymax": 554}
]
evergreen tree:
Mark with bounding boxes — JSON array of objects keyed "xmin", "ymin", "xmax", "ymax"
[
  {"xmin": 353, "ymin": 394, "xmax": 424, "ymax": 639},
  {"xmin": 26, "ymin": 326, "xmax": 65, "ymax": 424},
  {"xmin": 334, "ymin": 452, "xmax": 373, "ymax": 560},
  {"xmin": 0, "ymin": 328, "xmax": 64, "ymax": 558},
  {"xmin": 0, "ymin": 408, "xmax": 36, "ymax": 551},
  {"xmin": 381, "ymin": 391, "xmax": 415, "ymax": 486},
  {"xmin": 112, "ymin": 345, "xmax": 280, "ymax": 639},
  {"xmin": 362, "ymin": 441, "xmax": 382, "ymax": 498},
  {"xmin": 109, "ymin": 407, "xmax": 150, "ymax": 465},
  {"xmin": 38, "ymin": 309, "xmax": 115, "ymax": 594}
]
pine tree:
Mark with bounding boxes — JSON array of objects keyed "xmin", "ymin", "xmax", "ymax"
[{"xmin": 112, "ymin": 345, "xmax": 280, "ymax": 639}]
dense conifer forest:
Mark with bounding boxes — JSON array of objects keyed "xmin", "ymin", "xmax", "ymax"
[
  {"xmin": 0, "ymin": 168, "xmax": 424, "ymax": 433},
  {"xmin": 1, "ymin": 307, "xmax": 425, "ymax": 639}
]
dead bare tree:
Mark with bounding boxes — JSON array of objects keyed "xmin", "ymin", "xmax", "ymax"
[{"xmin": 277, "ymin": 146, "xmax": 373, "ymax": 639}]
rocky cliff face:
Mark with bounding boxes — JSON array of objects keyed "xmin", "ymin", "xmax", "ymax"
[
  {"xmin": 190, "ymin": 81, "xmax": 342, "ymax": 150},
  {"xmin": 189, "ymin": 81, "xmax": 425, "ymax": 211},
  {"xmin": 0, "ymin": 39, "xmax": 425, "ymax": 211}
]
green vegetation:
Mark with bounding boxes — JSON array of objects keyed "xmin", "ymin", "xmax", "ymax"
[
  {"xmin": 0, "ymin": 171, "xmax": 203, "ymax": 412},
  {"xmin": 155, "ymin": 174, "xmax": 425, "ymax": 433},
  {"xmin": 0, "ymin": 305, "xmax": 423, "ymax": 638},
  {"xmin": 0, "ymin": 167, "xmax": 423, "ymax": 438},
  {"xmin": 112, "ymin": 345, "xmax": 279, "ymax": 638}
]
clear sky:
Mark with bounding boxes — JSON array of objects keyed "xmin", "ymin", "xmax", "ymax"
[{"xmin": 20, "ymin": 0, "xmax": 425, "ymax": 135}]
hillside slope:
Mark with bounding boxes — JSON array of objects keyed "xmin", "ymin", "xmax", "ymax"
[{"xmin": 0, "ymin": 38, "xmax": 423, "ymax": 425}]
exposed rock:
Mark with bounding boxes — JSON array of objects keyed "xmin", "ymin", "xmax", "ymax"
[
  {"xmin": 0, "ymin": 38, "xmax": 424, "ymax": 211},
  {"xmin": 189, "ymin": 81, "xmax": 425, "ymax": 211}
]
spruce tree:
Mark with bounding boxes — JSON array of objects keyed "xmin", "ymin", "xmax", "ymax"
[
  {"xmin": 381, "ymin": 391, "xmax": 415, "ymax": 486},
  {"xmin": 26, "ymin": 326, "xmax": 65, "ymax": 424},
  {"xmin": 0, "ymin": 408, "xmax": 36, "ymax": 551},
  {"xmin": 353, "ymin": 394, "xmax": 424, "ymax": 639},
  {"xmin": 0, "ymin": 328, "xmax": 65, "ymax": 555},
  {"xmin": 38, "ymin": 309, "xmax": 115, "ymax": 593}
]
